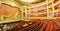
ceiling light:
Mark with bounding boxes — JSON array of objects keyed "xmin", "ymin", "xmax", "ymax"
[{"xmin": 20, "ymin": 0, "xmax": 36, "ymax": 2}]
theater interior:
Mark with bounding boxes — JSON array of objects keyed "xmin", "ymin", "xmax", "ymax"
[{"xmin": 0, "ymin": 0, "xmax": 60, "ymax": 31}]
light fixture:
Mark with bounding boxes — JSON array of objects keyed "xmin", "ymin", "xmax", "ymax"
[{"xmin": 20, "ymin": 0, "xmax": 36, "ymax": 2}]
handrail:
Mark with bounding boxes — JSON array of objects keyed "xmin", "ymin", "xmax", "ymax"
[{"xmin": 30, "ymin": 1, "xmax": 60, "ymax": 10}]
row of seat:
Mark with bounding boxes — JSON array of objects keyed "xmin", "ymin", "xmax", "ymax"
[
  {"xmin": 7, "ymin": 18, "xmax": 60, "ymax": 31},
  {"xmin": 38, "ymin": 18, "xmax": 60, "ymax": 31},
  {"xmin": 7, "ymin": 20, "xmax": 41, "ymax": 31}
]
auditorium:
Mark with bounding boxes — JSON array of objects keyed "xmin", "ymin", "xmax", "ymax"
[{"xmin": 0, "ymin": 0, "xmax": 60, "ymax": 31}]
